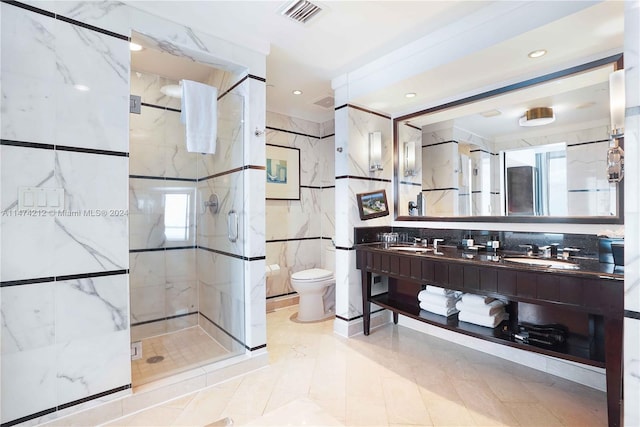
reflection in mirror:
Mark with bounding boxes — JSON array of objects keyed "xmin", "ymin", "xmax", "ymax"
[{"xmin": 396, "ymin": 55, "xmax": 623, "ymax": 223}]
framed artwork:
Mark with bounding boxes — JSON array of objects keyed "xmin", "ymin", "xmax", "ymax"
[
  {"xmin": 266, "ymin": 144, "xmax": 300, "ymax": 200},
  {"xmin": 356, "ymin": 189, "xmax": 390, "ymax": 220}
]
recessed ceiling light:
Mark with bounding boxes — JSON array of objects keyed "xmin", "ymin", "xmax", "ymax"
[
  {"xmin": 480, "ymin": 109, "xmax": 502, "ymax": 118},
  {"xmin": 129, "ymin": 42, "xmax": 143, "ymax": 52},
  {"xmin": 74, "ymin": 84, "xmax": 90, "ymax": 92},
  {"xmin": 405, "ymin": 92, "xmax": 417, "ymax": 98},
  {"xmin": 292, "ymin": 90, "xmax": 303, "ymax": 95},
  {"xmin": 528, "ymin": 49, "xmax": 547, "ymax": 59}
]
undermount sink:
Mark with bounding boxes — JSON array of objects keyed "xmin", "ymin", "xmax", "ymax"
[
  {"xmin": 387, "ymin": 246, "xmax": 432, "ymax": 252},
  {"xmin": 502, "ymin": 257, "xmax": 580, "ymax": 270}
]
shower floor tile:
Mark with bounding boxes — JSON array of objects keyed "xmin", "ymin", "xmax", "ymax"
[{"xmin": 131, "ymin": 326, "xmax": 231, "ymax": 386}]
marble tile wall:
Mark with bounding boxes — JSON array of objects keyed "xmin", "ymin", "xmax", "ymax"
[
  {"xmin": 333, "ymin": 106, "xmax": 392, "ymax": 327},
  {"xmin": 264, "ymin": 112, "xmax": 335, "ymax": 301},
  {"xmin": 1, "ymin": 1, "xmax": 267, "ymax": 425},
  {"xmin": 623, "ymin": 2, "xmax": 640, "ymax": 425},
  {"xmin": 1, "ymin": 2, "xmax": 130, "ymax": 424}
]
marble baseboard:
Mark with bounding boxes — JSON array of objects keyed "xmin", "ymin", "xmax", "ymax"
[{"xmin": 266, "ymin": 294, "xmax": 299, "ymax": 312}]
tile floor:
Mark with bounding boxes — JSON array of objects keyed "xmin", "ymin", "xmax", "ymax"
[
  {"xmin": 131, "ymin": 327, "xmax": 231, "ymax": 386},
  {"xmin": 106, "ymin": 306, "xmax": 607, "ymax": 426}
]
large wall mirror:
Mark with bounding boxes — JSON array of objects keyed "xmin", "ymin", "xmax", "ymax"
[{"xmin": 394, "ymin": 54, "xmax": 624, "ymax": 224}]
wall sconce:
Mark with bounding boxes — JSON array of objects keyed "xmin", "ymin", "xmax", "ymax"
[
  {"xmin": 369, "ymin": 131, "xmax": 383, "ymax": 171},
  {"xmin": 404, "ymin": 140, "xmax": 416, "ymax": 176},
  {"xmin": 607, "ymin": 69, "xmax": 625, "ymax": 183}
]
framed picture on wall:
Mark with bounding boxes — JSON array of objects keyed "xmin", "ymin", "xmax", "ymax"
[
  {"xmin": 356, "ymin": 189, "xmax": 390, "ymax": 220},
  {"xmin": 266, "ymin": 144, "xmax": 300, "ymax": 200}
]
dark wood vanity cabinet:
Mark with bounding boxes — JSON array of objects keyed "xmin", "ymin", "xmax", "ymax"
[{"xmin": 356, "ymin": 246, "xmax": 624, "ymax": 427}]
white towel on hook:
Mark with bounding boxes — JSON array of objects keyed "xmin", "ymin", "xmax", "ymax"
[{"xmin": 181, "ymin": 80, "xmax": 218, "ymax": 154}]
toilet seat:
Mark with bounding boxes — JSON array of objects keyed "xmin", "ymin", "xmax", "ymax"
[{"xmin": 291, "ymin": 268, "xmax": 333, "ymax": 281}]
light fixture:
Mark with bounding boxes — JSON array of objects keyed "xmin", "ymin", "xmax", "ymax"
[
  {"xmin": 160, "ymin": 84, "xmax": 182, "ymax": 98},
  {"xmin": 405, "ymin": 92, "xmax": 416, "ymax": 98},
  {"xmin": 518, "ymin": 107, "xmax": 555, "ymax": 127},
  {"xmin": 607, "ymin": 69, "xmax": 625, "ymax": 183},
  {"xmin": 609, "ymin": 69, "xmax": 625, "ymax": 138},
  {"xmin": 528, "ymin": 49, "xmax": 547, "ymax": 58},
  {"xmin": 129, "ymin": 42, "xmax": 143, "ymax": 52},
  {"xmin": 404, "ymin": 141, "xmax": 416, "ymax": 177},
  {"xmin": 369, "ymin": 131, "xmax": 383, "ymax": 172},
  {"xmin": 292, "ymin": 89, "xmax": 303, "ymax": 95},
  {"xmin": 73, "ymin": 84, "xmax": 90, "ymax": 92}
]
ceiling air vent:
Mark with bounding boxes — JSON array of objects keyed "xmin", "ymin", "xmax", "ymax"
[
  {"xmin": 313, "ymin": 96, "xmax": 334, "ymax": 109},
  {"xmin": 280, "ymin": 0, "xmax": 323, "ymax": 24}
]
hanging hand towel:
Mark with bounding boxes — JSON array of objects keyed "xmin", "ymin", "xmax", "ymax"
[{"xmin": 181, "ymin": 80, "xmax": 218, "ymax": 154}]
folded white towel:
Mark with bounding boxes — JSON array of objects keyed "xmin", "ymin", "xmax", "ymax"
[
  {"xmin": 181, "ymin": 80, "xmax": 218, "ymax": 154},
  {"xmin": 419, "ymin": 301, "xmax": 459, "ymax": 317},
  {"xmin": 418, "ymin": 292, "xmax": 459, "ymax": 308},
  {"xmin": 456, "ymin": 299, "xmax": 507, "ymax": 316},
  {"xmin": 425, "ymin": 285, "xmax": 456, "ymax": 296},
  {"xmin": 458, "ymin": 310, "xmax": 508, "ymax": 328},
  {"xmin": 461, "ymin": 293, "xmax": 495, "ymax": 305}
]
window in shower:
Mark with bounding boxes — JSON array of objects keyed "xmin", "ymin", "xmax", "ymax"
[{"xmin": 164, "ymin": 193, "xmax": 191, "ymax": 241}]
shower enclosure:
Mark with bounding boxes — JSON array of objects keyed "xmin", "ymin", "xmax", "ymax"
[{"xmin": 128, "ymin": 42, "xmax": 246, "ymax": 386}]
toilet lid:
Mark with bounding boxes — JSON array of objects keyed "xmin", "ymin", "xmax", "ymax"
[{"xmin": 292, "ymin": 268, "xmax": 333, "ymax": 281}]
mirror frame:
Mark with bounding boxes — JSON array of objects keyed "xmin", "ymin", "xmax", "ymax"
[{"xmin": 394, "ymin": 54, "xmax": 624, "ymax": 224}]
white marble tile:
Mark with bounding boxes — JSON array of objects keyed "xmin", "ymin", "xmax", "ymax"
[
  {"xmin": 1, "ymin": 345, "xmax": 57, "ymax": 424},
  {"xmin": 196, "ymin": 173, "xmax": 244, "ymax": 255},
  {"xmin": 244, "ymin": 258, "xmax": 267, "ymax": 349},
  {"xmin": 198, "ymin": 250, "xmax": 245, "ymax": 342},
  {"xmin": 52, "ymin": 151, "xmax": 129, "ymax": 274},
  {"xmin": 56, "ymin": 330, "xmax": 131, "ymax": 406},
  {"xmin": 36, "ymin": 1, "xmax": 133, "ymax": 36},
  {"xmin": 246, "ymin": 78, "xmax": 266, "ymax": 167},
  {"xmin": 266, "ymin": 111, "xmax": 321, "ymax": 136},
  {"xmin": 130, "ymin": 251, "xmax": 166, "ymax": 289},
  {"xmin": 53, "ymin": 21, "xmax": 129, "ymax": 152},
  {"xmin": 129, "ymin": 213, "xmax": 166, "ymax": 251},
  {"xmin": 56, "ymin": 151, "xmax": 128, "ymax": 210},
  {"xmin": 1, "ymin": 282, "xmax": 55, "ymax": 354},
  {"xmin": 245, "ymin": 168, "xmax": 266, "ymax": 259},
  {"xmin": 165, "ymin": 248, "xmax": 197, "ymax": 282},
  {"xmin": 166, "ymin": 280, "xmax": 198, "ymax": 316},
  {"xmin": 55, "ymin": 274, "xmax": 128, "ymax": 342},
  {"xmin": 130, "ymin": 72, "xmax": 182, "ymax": 110},
  {"xmin": 321, "ymin": 187, "xmax": 335, "ymax": 239},
  {"xmin": 422, "ymin": 142, "xmax": 458, "ymax": 190},
  {"xmin": 346, "ymin": 108, "xmax": 393, "ymax": 179},
  {"xmin": 130, "ymin": 283, "xmax": 166, "ymax": 324},
  {"xmin": 266, "ymin": 188, "xmax": 320, "ymax": 241},
  {"xmin": 424, "ymin": 189, "xmax": 459, "ymax": 216},
  {"xmin": 130, "ymin": 143, "xmax": 167, "ymax": 177},
  {"xmin": 0, "ymin": 145, "xmax": 57, "ymax": 281},
  {"xmin": 624, "ymin": 317, "xmax": 640, "ymax": 427}
]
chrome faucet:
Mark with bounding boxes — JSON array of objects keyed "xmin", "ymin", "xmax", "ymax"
[
  {"xmin": 519, "ymin": 244, "xmax": 539, "ymax": 256},
  {"xmin": 433, "ymin": 238, "xmax": 444, "ymax": 251},
  {"xmin": 561, "ymin": 247, "xmax": 580, "ymax": 260}
]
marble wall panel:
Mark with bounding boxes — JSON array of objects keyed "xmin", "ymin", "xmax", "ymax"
[
  {"xmin": 0, "ymin": 145, "xmax": 57, "ymax": 282},
  {"xmin": 265, "ymin": 239, "xmax": 321, "ymax": 298}
]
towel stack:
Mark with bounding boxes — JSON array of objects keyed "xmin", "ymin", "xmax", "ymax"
[
  {"xmin": 418, "ymin": 285, "xmax": 462, "ymax": 317},
  {"xmin": 456, "ymin": 293, "xmax": 508, "ymax": 328}
]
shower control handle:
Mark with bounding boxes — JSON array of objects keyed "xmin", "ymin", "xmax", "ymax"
[{"xmin": 227, "ymin": 210, "xmax": 238, "ymax": 242}]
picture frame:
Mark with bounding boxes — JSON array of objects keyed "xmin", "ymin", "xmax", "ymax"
[
  {"xmin": 356, "ymin": 189, "xmax": 390, "ymax": 220},
  {"xmin": 266, "ymin": 144, "xmax": 300, "ymax": 200}
]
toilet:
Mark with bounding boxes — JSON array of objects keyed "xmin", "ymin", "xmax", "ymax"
[{"xmin": 290, "ymin": 268, "xmax": 335, "ymax": 322}]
